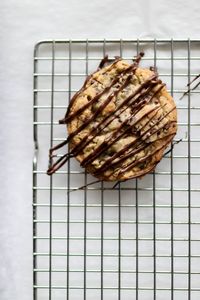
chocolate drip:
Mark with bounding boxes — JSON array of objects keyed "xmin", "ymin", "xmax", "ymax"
[
  {"xmin": 47, "ymin": 152, "xmax": 74, "ymax": 175},
  {"xmin": 69, "ymin": 179, "xmax": 102, "ymax": 193},
  {"xmin": 98, "ymin": 55, "xmax": 121, "ymax": 69},
  {"xmin": 112, "ymin": 181, "xmax": 122, "ymax": 189},
  {"xmin": 149, "ymin": 66, "xmax": 158, "ymax": 75},
  {"xmin": 98, "ymin": 55, "xmax": 109, "ymax": 69},
  {"xmin": 180, "ymin": 73, "xmax": 200, "ymax": 100},
  {"xmin": 134, "ymin": 51, "xmax": 144, "ymax": 63},
  {"xmin": 163, "ymin": 138, "xmax": 182, "ymax": 157}
]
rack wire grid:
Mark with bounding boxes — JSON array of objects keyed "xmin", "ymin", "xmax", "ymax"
[{"xmin": 33, "ymin": 39, "xmax": 200, "ymax": 300}]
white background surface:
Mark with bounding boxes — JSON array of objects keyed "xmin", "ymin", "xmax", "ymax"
[{"xmin": 0, "ymin": 0, "xmax": 200, "ymax": 299}]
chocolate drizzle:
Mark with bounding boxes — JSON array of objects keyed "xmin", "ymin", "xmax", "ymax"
[
  {"xmin": 98, "ymin": 55, "xmax": 121, "ymax": 69},
  {"xmin": 70, "ymin": 75, "xmax": 159, "ymax": 159},
  {"xmin": 93, "ymin": 105, "xmax": 173, "ymax": 176},
  {"xmin": 47, "ymin": 52, "xmax": 176, "ymax": 179},
  {"xmin": 117, "ymin": 132, "xmax": 175, "ymax": 175},
  {"xmin": 163, "ymin": 138, "xmax": 182, "ymax": 157}
]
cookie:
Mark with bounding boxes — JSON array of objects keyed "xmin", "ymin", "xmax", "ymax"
[{"xmin": 47, "ymin": 53, "xmax": 177, "ymax": 181}]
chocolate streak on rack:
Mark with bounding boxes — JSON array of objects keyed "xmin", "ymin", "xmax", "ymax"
[
  {"xmin": 180, "ymin": 73, "xmax": 200, "ymax": 100},
  {"xmin": 163, "ymin": 138, "xmax": 183, "ymax": 157},
  {"xmin": 69, "ymin": 179, "xmax": 103, "ymax": 193}
]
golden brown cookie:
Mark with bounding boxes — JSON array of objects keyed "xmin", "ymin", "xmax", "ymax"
[{"xmin": 47, "ymin": 53, "xmax": 177, "ymax": 181}]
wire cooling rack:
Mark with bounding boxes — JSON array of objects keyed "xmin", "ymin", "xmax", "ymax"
[{"xmin": 33, "ymin": 39, "xmax": 200, "ymax": 300}]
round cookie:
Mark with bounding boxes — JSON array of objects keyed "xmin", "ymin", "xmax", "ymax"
[{"xmin": 47, "ymin": 54, "xmax": 177, "ymax": 181}]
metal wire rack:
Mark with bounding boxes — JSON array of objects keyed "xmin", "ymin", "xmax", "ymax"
[{"xmin": 33, "ymin": 39, "xmax": 200, "ymax": 300}]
